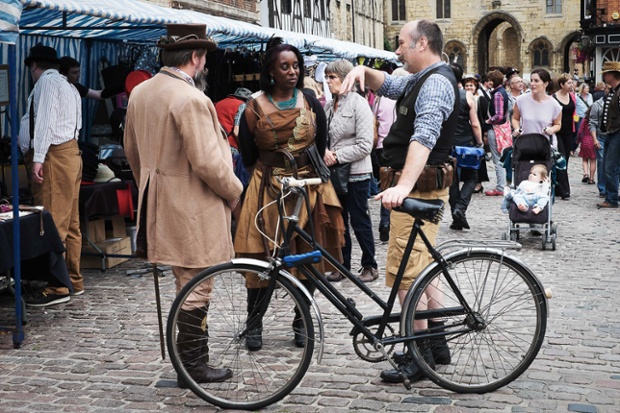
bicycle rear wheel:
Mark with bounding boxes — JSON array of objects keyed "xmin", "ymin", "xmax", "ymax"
[
  {"xmin": 166, "ymin": 262, "xmax": 315, "ymax": 410},
  {"xmin": 404, "ymin": 251, "xmax": 547, "ymax": 393}
]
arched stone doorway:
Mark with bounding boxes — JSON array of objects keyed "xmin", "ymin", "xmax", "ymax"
[
  {"xmin": 560, "ymin": 32, "xmax": 582, "ymax": 77},
  {"xmin": 472, "ymin": 12, "xmax": 524, "ymax": 74}
]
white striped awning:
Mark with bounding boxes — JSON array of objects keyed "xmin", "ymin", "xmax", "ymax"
[
  {"xmin": 0, "ymin": 0, "xmax": 23, "ymax": 44},
  {"xmin": 16, "ymin": 0, "xmax": 396, "ymax": 61}
]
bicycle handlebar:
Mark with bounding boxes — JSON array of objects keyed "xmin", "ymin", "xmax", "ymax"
[{"xmin": 280, "ymin": 177, "xmax": 323, "ymax": 188}]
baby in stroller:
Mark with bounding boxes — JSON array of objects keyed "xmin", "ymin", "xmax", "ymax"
[{"xmin": 501, "ymin": 164, "xmax": 550, "ymax": 214}]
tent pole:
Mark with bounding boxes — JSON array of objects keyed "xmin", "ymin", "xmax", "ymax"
[{"xmin": 9, "ymin": 43, "xmax": 24, "ymax": 348}]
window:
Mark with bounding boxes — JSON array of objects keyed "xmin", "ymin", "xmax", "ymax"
[
  {"xmin": 437, "ymin": 0, "xmax": 450, "ymax": 19},
  {"xmin": 392, "ymin": 0, "xmax": 405, "ymax": 22},
  {"xmin": 445, "ymin": 42, "xmax": 466, "ymax": 68},
  {"xmin": 533, "ymin": 40, "xmax": 551, "ymax": 66},
  {"xmin": 304, "ymin": 0, "xmax": 311, "ymax": 17},
  {"xmin": 282, "ymin": 0, "xmax": 292, "ymax": 14},
  {"xmin": 546, "ymin": 0, "xmax": 561, "ymax": 14}
]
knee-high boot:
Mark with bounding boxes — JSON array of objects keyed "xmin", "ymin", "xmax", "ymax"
[
  {"xmin": 292, "ymin": 280, "xmax": 315, "ymax": 348},
  {"xmin": 176, "ymin": 306, "xmax": 232, "ymax": 388},
  {"xmin": 246, "ymin": 288, "xmax": 268, "ymax": 351}
]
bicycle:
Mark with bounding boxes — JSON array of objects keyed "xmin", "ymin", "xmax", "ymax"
[{"xmin": 166, "ymin": 176, "xmax": 549, "ymax": 410}]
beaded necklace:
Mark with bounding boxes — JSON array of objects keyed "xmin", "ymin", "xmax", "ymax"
[{"xmin": 267, "ymin": 88, "xmax": 298, "ymax": 110}]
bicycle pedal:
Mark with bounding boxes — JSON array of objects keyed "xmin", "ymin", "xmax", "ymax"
[{"xmin": 402, "ymin": 376, "xmax": 412, "ymax": 390}]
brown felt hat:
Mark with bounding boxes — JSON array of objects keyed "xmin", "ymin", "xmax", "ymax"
[
  {"xmin": 157, "ymin": 24, "xmax": 217, "ymax": 51},
  {"xmin": 600, "ymin": 61, "xmax": 620, "ymax": 74}
]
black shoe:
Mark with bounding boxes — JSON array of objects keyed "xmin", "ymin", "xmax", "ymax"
[
  {"xmin": 449, "ymin": 221, "xmax": 463, "ymax": 230},
  {"xmin": 380, "ymin": 348, "xmax": 435, "ymax": 383},
  {"xmin": 25, "ymin": 291, "xmax": 70, "ymax": 308},
  {"xmin": 379, "ymin": 224, "xmax": 390, "ymax": 242},
  {"xmin": 452, "ymin": 209, "xmax": 470, "ymax": 230}
]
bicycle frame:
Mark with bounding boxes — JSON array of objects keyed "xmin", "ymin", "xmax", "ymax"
[{"xmin": 255, "ymin": 183, "xmax": 478, "ymax": 356}]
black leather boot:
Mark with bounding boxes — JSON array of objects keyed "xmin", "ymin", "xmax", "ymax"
[
  {"xmin": 429, "ymin": 320, "xmax": 451, "ymax": 365},
  {"xmin": 292, "ymin": 280, "xmax": 315, "ymax": 348},
  {"xmin": 176, "ymin": 306, "xmax": 232, "ymax": 388},
  {"xmin": 380, "ymin": 345, "xmax": 435, "ymax": 384},
  {"xmin": 246, "ymin": 288, "xmax": 268, "ymax": 351}
]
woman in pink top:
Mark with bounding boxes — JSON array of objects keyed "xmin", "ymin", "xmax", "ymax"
[{"xmin": 511, "ymin": 68, "xmax": 562, "ymax": 148}]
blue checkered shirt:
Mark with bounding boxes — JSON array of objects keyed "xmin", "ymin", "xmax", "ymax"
[{"xmin": 376, "ymin": 62, "xmax": 455, "ymax": 150}]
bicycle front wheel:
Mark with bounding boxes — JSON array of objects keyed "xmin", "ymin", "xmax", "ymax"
[
  {"xmin": 166, "ymin": 262, "xmax": 315, "ymax": 410},
  {"xmin": 404, "ymin": 251, "xmax": 547, "ymax": 393}
]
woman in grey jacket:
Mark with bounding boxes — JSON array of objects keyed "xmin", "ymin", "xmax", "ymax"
[{"xmin": 323, "ymin": 59, "xmax": 379, "ymax": 283}]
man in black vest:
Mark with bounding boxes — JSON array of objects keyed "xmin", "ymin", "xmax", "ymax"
[
  {"xmin": 597, "ymin": 61, "xmax": 620, "ymax": 208},
  {"xmin": 340, "ymin": 19, "xmax": 459, "ymax": 383}
]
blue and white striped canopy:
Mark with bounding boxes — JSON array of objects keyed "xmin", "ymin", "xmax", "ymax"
[{"xmin": 17, "ymin": 0, "xmax": 396, "ymax": 61}]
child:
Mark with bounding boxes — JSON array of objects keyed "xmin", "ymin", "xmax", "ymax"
[
  {"xmin": 575, "ymin": 108, "xmax": 597, "ymax": 184},
  {"xmin": 501, "ymin": 164, "xmax": 550, "ymax": 214}
]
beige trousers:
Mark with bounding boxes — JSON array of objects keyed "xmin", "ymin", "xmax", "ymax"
[
  {"xmin": 172, "ymin": 266, "xmax": 214, "ymax": 310},
  {"xmin": 30, "ymin": 140, "xmax": 83, "ymax": 295}
]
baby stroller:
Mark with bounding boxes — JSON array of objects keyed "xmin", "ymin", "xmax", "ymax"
[{"xmin": 501, "ymin": 133, "xmax": 558, "ymax": 250}]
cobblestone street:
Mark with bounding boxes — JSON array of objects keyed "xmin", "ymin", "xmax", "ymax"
[{"xmin": 1, "ymin": 158, "xmax": 619, "ymax": 412}]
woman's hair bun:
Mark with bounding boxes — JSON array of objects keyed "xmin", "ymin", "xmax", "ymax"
[{"xmin": 266, "ymin": 36, "xmax": 284, "ymax": 51}]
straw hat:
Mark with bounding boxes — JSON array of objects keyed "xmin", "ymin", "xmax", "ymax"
[
  {"xmin": 157, "ymin": 24, "xmax": 217, "ymax": 52},
  {"xmin": 600, "ymin": 61, "xmax": 620, "ymax": 74}
]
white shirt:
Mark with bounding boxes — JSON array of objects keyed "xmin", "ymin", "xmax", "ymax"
[{"xmin": 19, "ymin": 69, "xmax": 82, "ymax": 163}]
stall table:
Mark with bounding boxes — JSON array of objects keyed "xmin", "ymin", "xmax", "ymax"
[{"xmin": 79, "ymin": 181, "xmax": 134, "ymax": 270}]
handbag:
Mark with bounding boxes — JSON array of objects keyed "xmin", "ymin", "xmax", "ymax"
[
  {"xmin": 329, "ymin": 163, "xmax": 351, "ymax": 195},
  {"xmin": 305, "ymin": 143, "xmax": 331, "ymax": 183},
  {"xmin": 493, "ymin": 121, "xmax": 513, "ymax": 154},
  {"xmin": 453, "ymin": 146, "xmax": 485, "ymax": 170}
]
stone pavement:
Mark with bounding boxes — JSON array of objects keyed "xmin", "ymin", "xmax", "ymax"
[{"xmin": 1, "ymin": 157, "xmax": 619, "ymax": 413}]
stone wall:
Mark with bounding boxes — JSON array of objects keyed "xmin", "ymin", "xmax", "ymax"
[{"xmin": 384, "ymin": 0, "xmax": 581, "ymax": 76}]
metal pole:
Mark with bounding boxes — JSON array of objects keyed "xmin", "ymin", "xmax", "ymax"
[
  {"xmin": 9, "ymin": 43, "xmax": 24, "ymax": 348},
  {"xmin": 152, "ymin": 263, "xmax": 166, "ymax": 360}
]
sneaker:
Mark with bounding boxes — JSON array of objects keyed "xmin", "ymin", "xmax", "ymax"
[
  {"xmin": 484, "ymin": 189, "xmax": 503, "ymax": 196},
  {"xmin": 71, "ymin": 289, "xmax": 85, "ymax": 296},
  {"xmin": 26, "ymin": 291, "xmax": 70, "ymax": 308},
  {"xmin": 358, "ymin": 267, "xmax": 379, "ymax": 283}
]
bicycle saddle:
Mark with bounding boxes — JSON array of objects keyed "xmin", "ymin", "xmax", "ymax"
[{"xmin": 393, "ymin": 198, "xmax": 445, "ymax": 224}]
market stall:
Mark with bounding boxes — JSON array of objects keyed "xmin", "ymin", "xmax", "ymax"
[{"xmin": 0, "ymin": 0, "xmax": 396, "ymax": 348}]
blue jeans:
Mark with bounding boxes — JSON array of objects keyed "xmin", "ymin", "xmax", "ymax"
[
  {"xmin": 603, "ymin": 132, "xmax": 620, "ymax": 206},
  {"xmin": 338, "ymin": 179, "xmax": 377, "ymax": 270},
  {"xmin": 597, "ymin": 133, "xmax": 607, "ymax": 195}
]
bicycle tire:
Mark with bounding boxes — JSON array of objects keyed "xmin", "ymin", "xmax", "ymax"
[
  {"xmin": 403, "ymin": 251, "xmax": 547, "ymax": 393},
  {"xmin": 166, "ymin": 262, "xmax": 315, "ymax": 410}
]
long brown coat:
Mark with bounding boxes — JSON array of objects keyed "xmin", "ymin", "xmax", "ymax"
[{"xmin": 124, "ymin": 68, "xmax": 243, "ymax": 268}]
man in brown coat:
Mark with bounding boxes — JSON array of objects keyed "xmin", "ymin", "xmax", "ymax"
[{"xmin": 124, "ymin": 24, "xmax": 243, "ymax": 386}]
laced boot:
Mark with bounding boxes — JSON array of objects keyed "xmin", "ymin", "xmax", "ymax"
[
  {"xmin": 176, "ymin": 306, "xmax": 232, "ymax": 388},
  {"xmin": 246, "ymin": 288, "xmax": 268, "ymax": 351},
  {"xmin": 380, "ymin": 344, "xmax": 435, "ymax": 384},
  {"xmin": 429, "ymin": 320, "xmax": 451, "ymax": 365}
]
